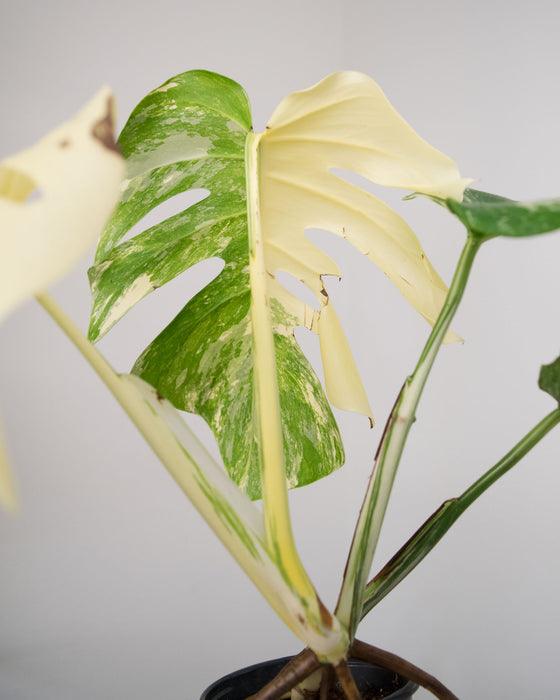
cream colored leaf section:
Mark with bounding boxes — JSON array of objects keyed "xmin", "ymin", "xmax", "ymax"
[
  {"xmin": 0, "ymin": 90, "xmax": 124, "ymax": 510},
  {"xmin": 265, "ymin": 71, "xmax": 470, "ymax": 197},
  {"xmin": 258, "ymin": 71, "xmax": 469, "ymax": 417},
  {"xmin": 318, "ymin": 302, "xmax": 372, "ymax": 421},
  {"xmin": 0, "ymin": 88, "xmax": 125, "ymax": 323}
]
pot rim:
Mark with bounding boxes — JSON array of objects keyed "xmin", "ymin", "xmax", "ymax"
[{"xmin": 200, "ymin": 655, "xmax": 419, "ymax": 699}]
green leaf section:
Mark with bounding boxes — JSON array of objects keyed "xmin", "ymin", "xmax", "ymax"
[
  {"xmin": 88, "ymin": 70, "xmax": 344, "ymax": 500},
  {"xmin": 539, "ymin": 355, "xmax": 560, "ymax": 404},
  {"xmin": 446, "ymin": 188, "xmax": 560, "ymax": 239}
]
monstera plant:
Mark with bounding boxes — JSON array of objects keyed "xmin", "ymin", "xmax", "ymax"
[{"xmin": 2, "ymin": 69, "xmax": 560, "ymax": 699}]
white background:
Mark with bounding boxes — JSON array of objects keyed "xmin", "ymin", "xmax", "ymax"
[{"xmin": 1, "ymin": 1, "xmax": 560, "ymax": 698}]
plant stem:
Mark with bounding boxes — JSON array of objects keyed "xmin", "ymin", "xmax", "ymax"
[
  {"xmin": 336, "ymin": 235, "xmax": 482, "ymax": 638},
  {"xmin": 350, "ymin": 639, "xmax": 459, "ymax": 700},
  {"xmin": 245, "ymin": 129, "xmax": 315, "ymax": 598},
  {"xmin": 246, "ymin": 133, "xmax": 347, "ymax": 663},
  {"xmin": 334, "ymin": 660, "xmax": 362, "ymax": 700},
  {"xmin": 361, "ymin": 407, "xmax": 560, "ymax": 616},
  {"xmin": 250, "ymin": 650, "xmax": 320, "ymax": 700},
  {"xmin": 320, "ymin": 664, "xmax": 336, "ymax": 700},
  {"xmin": 35, "ymin": 292, "xmax": 126, "ymax": 391},
  {"xmin": 456, "ymin": 408, "xmax": 560, "ymax": 510}
]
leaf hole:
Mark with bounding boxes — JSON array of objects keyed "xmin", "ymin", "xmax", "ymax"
[
  {"xmin": 96, "ymin": 256, "xmax": 225, "ymax": 366},
  {"xmin": 275, "ymin": 270, "xmax": 321, "ymax": 310},
  {"xmin": 329, "ymin": 167, "xmax": 407, "ymax": 210},
  {"xmin": 119, "ymin": 188, "xmax": 209, "ymax": 244}
]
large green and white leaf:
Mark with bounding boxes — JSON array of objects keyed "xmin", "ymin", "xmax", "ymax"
[
  {"xmin": 89, "ymin": 70, "xmax": 466, "ymax": 502},
  {"xmin": 88, "ymin": 71, "xmax": 344, "ymax": 502}
]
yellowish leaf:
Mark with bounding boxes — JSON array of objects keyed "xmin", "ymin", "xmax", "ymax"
[
  {"xmin": 0, "ymin": 88, "xmax": 125, "ymax": 322},
  {"xmin": 0, "ymin": 89, "xmax": 125, "ymax": 510}
]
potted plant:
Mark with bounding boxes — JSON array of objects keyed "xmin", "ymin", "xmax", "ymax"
[{"xmin": 1, "ymin": 68, "xmax": 559, "ymax": 699}]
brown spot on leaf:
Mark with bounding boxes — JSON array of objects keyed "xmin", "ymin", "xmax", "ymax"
[
  {"xmin": 92, "ymin": 96, "xmax": 120, "ymax": 154},
  {"xmin": 59, "ymin": 139, "xmax": 71, "ymax": 149},
  {"xmin": 318, "ymin": 598, "xmax": 333, "ymax": 629},
  {"xmin": 320, "ymin": 287, "xmax": 328, "ymax": 298}
]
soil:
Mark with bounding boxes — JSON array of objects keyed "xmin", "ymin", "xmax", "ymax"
[{"xmin": 302, "ymin": 672, "xmax": 404, "ymax": 699}]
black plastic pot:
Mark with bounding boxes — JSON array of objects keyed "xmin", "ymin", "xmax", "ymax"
[{"xmin": 200, "ymin": 656, "xmax": 418, "ymax": 699}]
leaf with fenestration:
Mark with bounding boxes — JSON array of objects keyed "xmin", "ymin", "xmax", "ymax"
[
  {"xmin": 539, "ymin": 355, "xmax": 560, "ymax": 404},
  {"xmin": 446, "ymin": 188, "xmax": 560, "ymax": 239},
  {"xmin": 88, "ymin": 71, "xmax": 344, "ymax": 500},
  {"xmin": 88, "ymin": 70, "xmax": 467, "ymax": 499}
]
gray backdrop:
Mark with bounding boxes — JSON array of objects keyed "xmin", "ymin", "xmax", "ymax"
[{"xmin": 1, "ymin": 1, "xmax": 560, "ymax": 698}]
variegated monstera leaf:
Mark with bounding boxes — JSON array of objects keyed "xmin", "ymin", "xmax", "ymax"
[{"xmin": 88, "ymin": 70, "xmax": 467, "ymax": 499}]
